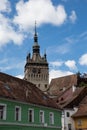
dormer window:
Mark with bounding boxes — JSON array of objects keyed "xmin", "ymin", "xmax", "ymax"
[
  {"xmin": 61, "ymin": 97, "xmax": 63, "ymax": 101},
  {"xmin": 56, "ymin": 100, "xmax": 59, "ymax": 103}
]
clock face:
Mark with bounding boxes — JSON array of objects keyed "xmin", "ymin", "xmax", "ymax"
[
  {"xmin": 32, "ymin": 68, "xmax": 41, "ymax": 74},
  {"xmin": 32, "ymin": 68, "xmax": 36, "ymax": 73}
]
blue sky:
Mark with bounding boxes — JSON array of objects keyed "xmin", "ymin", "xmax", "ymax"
[{"xmin": 0, "ymin": 0, "xmax": 87, "ymax": 82}]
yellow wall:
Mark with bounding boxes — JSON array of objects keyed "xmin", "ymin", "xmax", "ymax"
[{"xmin": 74, "ymin": 117, "xmax": 87, "ymax": 130}]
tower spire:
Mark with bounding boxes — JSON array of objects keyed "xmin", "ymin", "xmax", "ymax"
[
  {"xmin": 34, "ymin": 21, "xmax": 38, "ymax": 43},
  {"xmin": 35, "ymin": 20, "xmax": 37, "ymax": 34}
]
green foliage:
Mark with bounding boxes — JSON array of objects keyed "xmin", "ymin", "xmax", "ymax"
[{"xmin": 79, "ymin": 82, "xmax": 87, "ymax": 87}]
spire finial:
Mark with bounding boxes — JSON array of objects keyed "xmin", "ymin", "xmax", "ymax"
[
  {"xmin": 34, "ymin": 20, "xmax": 38, "ymax": 43},
  {"xmin": 35, "ymin": 20, "xmax": 37, "ymax": 34}
]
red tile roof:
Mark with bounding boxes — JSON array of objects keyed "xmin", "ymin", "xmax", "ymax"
[
  {"xmin": 72, "ymin": 96, "xmax": 87, "ymax": 117},
  {"xmin": 48, "ymin": 74, "xmax": 77, "ymax": 96},
  {"xmin": 46, "ymin": 74, "xmax": 87, "ymax": 110},
  {"xmin": 62, "ymin": 87, "xmax": 87, "ymax": 108},
  {"xmin": 54, "ymin": 86, "xmax": 87, "ymax": 109},
  {"xmin": 0, "ymin": 72, "xmax": 60, "ymax": 109}
]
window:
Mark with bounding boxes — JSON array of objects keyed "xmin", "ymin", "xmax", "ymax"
[
  {"xmin": 38, "ymin": 84, "xmax": 40, "ymax": 88},
  {"xmin": 28, "ymin": 109, "xmax": 34, "ymax": 122},
  {"xmin": 61, "ymin": 97, "xmax": 63, "ymax": 101},
  {"xmin": 56, "ymin": 100, "xmax": 59, "ymax": 103},
  {"xmin": 78, "ymin": 120, "xmax": 82, "ymax": 126},
  {"xmin": 15, "ymin": 106, "xmax": 21, "ymax": 121},
  {"xmin": 49, "ymin": 112, "xmax": 54, "ymax": 124},
  {"xmin": 40, "ymin": 110, "xmax": 44, "ymax": 123},
  {"xmin": 0, "ymin": 104, "xmax": 6, "ymax": 120},
  {"xmin": 45, "ymin": 84, "xmax": 47, "ymax": 88},
  {"xmin": 66, "ymin": 112, "xmax": 70, "ymax": 117},
  {"xmin": 68, "ymin": 124, "xmax": 72, "ymax": 130}
]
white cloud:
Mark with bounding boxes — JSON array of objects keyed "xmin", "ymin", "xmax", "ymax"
[
  {"xmin": 65, "ymin": 37, "xmax": 74, "ymax": 44},
  {"xmin": 0, "ymin": 58, "xmax": 8, "ymax": 64},
  {"xmin": 57, "ymin": 43, "xmax": 71, "ymax": 54},
  {"xmin": 79, "ymin": 31, "xmax": 87, "ymax": 41},
  {"xmin": 16, "ymin": 74, "xmax": 24, "ymax": 79},
  {"xmin": 0, "ymin": 58, "xmax": 25, "ymax": 72},
  {"xmin": 0, "ymin": 0, "xmax": 11, "ymax": 13},
  {"xmin": 0, "ymin": 64, "xmax": 21, "ymax": 72},
  {"xmin": 47, "ymin": 42, "xmax": 70, "ymax": 55},
  {"xmin": 49, "ymin": 69, "xmax": 73, "ymax": 82},
  {"xmin": 69, "ymin": 10, "xmax": 77, "ymax": 23},
  {"xmin": 79, "ymin": 53, "xmax": 87, "ymax": 65},
  {"xmin": 13, "ymin": 0, "xmax": 67, "ymax": 30},
  {"xmin": 50, "ymin": 61, "xmax": 63, "ymax": 67},
  {"xmin": 0, "ymin": 66, "xmax": 14, "ymax": 71},
  {"xmin": 0, "ymin": 0, "xmax": 25, "ymax": 47},
  {"xmin": 0, "ymin": 14, "xmax": 24, "ymax": 47},
  {"xmin": 65, "ymin": 60, "xmax": 77, "ymax": 70}
]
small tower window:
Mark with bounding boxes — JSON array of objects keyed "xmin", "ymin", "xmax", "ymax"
[
  {"xmin": 45, "ymin": 84, "xmax": 47, "ymax": 88},
  {"xmin": 38, "ymin": 84, "xmax": 40, "ymax": 88}
]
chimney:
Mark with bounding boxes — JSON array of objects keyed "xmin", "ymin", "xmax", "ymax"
[{"xmin": 72, "ymin": 85, "xmax": 76, "ymax": 92}]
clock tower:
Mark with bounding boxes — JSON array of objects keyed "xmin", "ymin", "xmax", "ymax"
[{"xmin": 24, "ymin": 23, "xmax": 49, "ymax": 92}]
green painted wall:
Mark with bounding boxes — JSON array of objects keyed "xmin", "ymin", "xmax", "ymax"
[
  {"xmin": 0, "ymin": 125, "xmax": 61, "ymax": 130},
  {"xmin": 0, "ymin": 98, "xmax": 62, "ymax": 130}
]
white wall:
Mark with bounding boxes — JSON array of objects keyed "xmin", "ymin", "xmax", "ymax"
[{"xmin": 61, "ymin": 108, "xmax": 78, "ymax": 130}]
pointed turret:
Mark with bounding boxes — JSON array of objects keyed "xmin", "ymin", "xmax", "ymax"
[
  {"xmin": 33, "ymin": 21, "xmax": 40, "ymax": 54},
  {"xmin": 44, "ymin": 49, "xmax": 47, "ymax": 61}
]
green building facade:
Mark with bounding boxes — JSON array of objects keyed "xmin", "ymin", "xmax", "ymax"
[
  {"xmin": 0, "ymin": 72, "xmax": 62, "ymax": 130},
  {"xmin": 0, "ymin": 98, "xmax": 61, "ymax": 130}
]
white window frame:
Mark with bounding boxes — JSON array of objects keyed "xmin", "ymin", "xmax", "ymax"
[
  {"xmin": 28, "ymin": 108, "xmax": 34, "ymax": 123},
  {"xmin": 15, "ymin": 106, "xmax": 21, "ymax": 121},
  {"xmin": 0, "ymin": 103, "xmax": 6, "ymax": 120},
  {"xmin": 39, "ymin": 110, "xmax": 44, "ymax": 123},
  {"xmin": 49, "ymin": 112, "xmax": 54, "ymax": 125}
]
